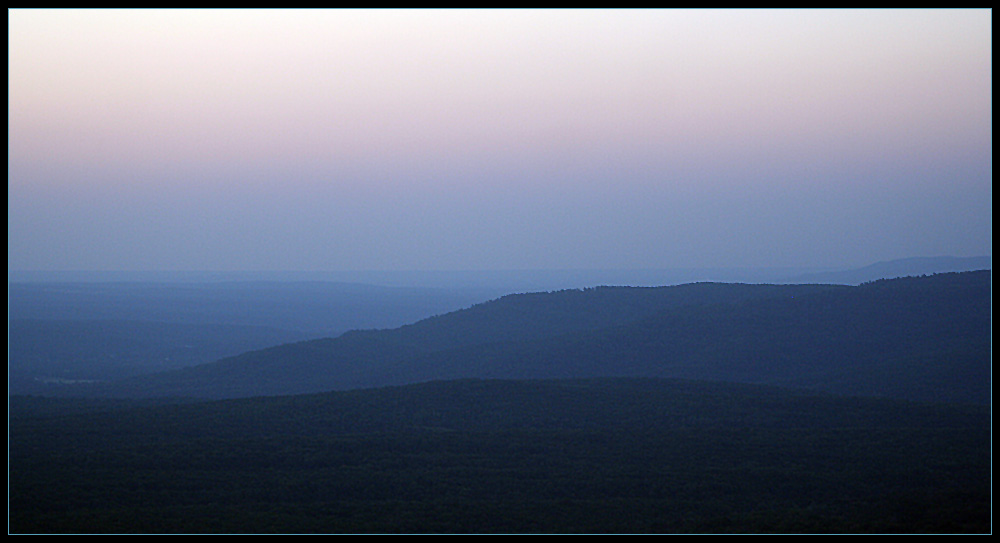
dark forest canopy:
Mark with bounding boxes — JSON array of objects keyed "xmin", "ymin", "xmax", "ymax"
[{"xmin": 9, "ymin": 377, "xmax": 991, "ymax": 534}]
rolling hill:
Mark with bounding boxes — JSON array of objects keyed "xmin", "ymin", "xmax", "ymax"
[{"xmin": 70, "ymin": 271, "xmax": 990, "ymax": 403}]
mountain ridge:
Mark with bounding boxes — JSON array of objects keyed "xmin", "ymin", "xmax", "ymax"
[
  {"xmin": 64, "ymin": 270, "xmax": 991, "ymax": 404},
  {"xmin": 781, "ymin": 255, "xmax": 992, "ymax": 285}
]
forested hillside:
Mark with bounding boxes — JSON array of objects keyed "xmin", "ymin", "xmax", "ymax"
[{"xmin": 72, "ymin": 271, "xmax": 990, "ymax": 403}]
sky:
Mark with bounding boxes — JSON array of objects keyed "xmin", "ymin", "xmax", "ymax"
[{"xmin": 8, "ymin": 9, "xmax": 993, "ymax": 273}]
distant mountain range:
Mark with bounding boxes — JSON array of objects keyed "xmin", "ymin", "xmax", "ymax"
[
  {"xmin": 780, "ymin": 256, "xmax": 992, "ymax": 285},
  {"xmin": 10, "ymin": 255, "xmax": 991, "ymax": 290},
  {"xmin": 73, "ymin": 270, "xmax": 990, "ymax": 404},
  {"xmin": 7, "ymin": 280, "xmax": 497, "ymax": 335}
]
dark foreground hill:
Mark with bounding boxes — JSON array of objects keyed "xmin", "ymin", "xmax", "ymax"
[
  {"xmin": 80, "ymin": 271, "xmax": 991, "ymax": 404},
  {"xmin": 9, "ymin": 377, "xmax": 990, "ymax": 534}
]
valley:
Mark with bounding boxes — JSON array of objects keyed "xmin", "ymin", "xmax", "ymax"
[{"xmin": 8, "ymin": 259, "xmax": 993, "ymax": 534}]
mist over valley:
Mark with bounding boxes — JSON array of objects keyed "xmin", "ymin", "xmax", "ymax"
[{"xmin": 8, "ymin": 8, "xmax": 991, "ymax": 535}]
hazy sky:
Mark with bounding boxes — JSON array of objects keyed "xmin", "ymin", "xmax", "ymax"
[{"xmin": 8, "ymin": 9, "xmax": 992, "ymax": 272}]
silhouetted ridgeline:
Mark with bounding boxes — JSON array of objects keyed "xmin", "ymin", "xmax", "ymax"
[
  {"xmin": 72, "ymin": 270, "xmax": 990, "ymax": 404},
  {"xmin": 783, "ymin": 256, "xmax": 992, "ymax": 285}
]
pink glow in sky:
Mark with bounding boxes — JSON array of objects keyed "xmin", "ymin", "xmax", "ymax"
[{"xmin": 8, "ymin": 9, "xmax": 992, "ymax": 272}]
